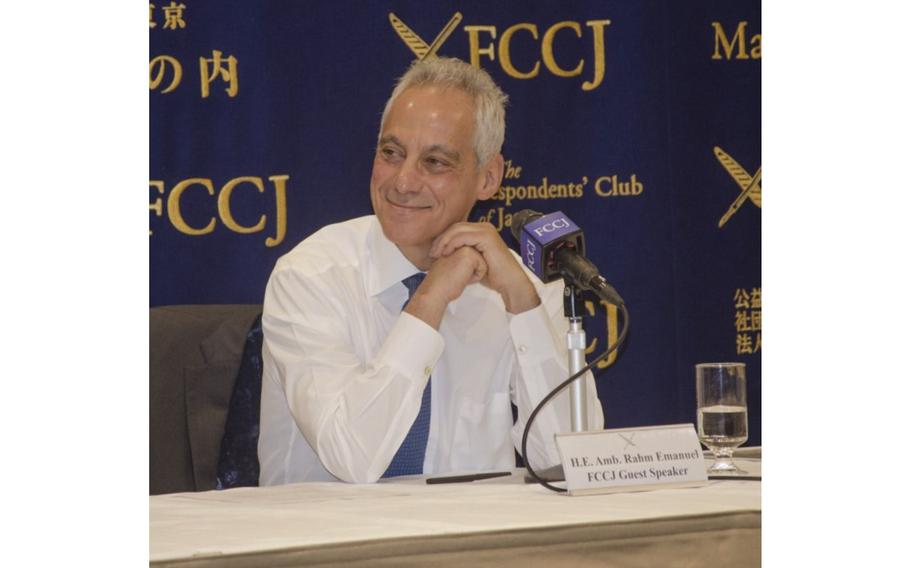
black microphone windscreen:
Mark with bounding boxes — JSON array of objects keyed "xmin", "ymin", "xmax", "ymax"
[{"xmin": 509, "ymin": 209, "xmax": 543, "ymax": 241}]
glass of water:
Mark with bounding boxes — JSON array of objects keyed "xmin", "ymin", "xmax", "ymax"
[{"xmin": 696, "ymin": 362, "xmax": 748, "ymax": 475}]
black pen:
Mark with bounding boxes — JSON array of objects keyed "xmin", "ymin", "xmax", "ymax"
[
  {"xmin": 426, "ymin": 471, "xmax": 512, "ymax": 484},
  {"xmin": 708, "ymin": 475, "xmax": 761, "ymax": 481}
]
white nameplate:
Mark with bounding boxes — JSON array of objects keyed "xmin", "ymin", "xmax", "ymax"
[{"xmin": 555, "ymin": 424, "xmax": 708, "ymax": 496}]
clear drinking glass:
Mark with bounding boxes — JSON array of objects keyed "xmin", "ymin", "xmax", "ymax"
[{"xmin": 696, "ymin": 362, "xmax": 748, "ymax": 475}]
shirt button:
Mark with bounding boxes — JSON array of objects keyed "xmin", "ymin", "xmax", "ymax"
[
  {"xmin": 424, "ymin": 366, "xmax": 432, "ymax": 377},
  {"xmin": 518, "ymin": 345, "xmax": 527, "ymax": 354}
]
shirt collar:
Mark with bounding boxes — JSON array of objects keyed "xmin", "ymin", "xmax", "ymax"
[{"xmin": 366, "ymin": 216, "xmax": 421, "ymax": 298}]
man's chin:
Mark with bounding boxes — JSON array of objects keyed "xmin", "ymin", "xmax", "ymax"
[
  {"xmin": 378, "ymin": 219, "xmax": 429, "ymax": 247},
  {"xmin": 388, "ymin": 232, "xmax": 431, "ymax": 249}
]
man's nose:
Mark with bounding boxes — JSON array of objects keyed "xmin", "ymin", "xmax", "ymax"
[{"xmin": 394, "ymin": 158, "xmax": 421, "ymax": 194}]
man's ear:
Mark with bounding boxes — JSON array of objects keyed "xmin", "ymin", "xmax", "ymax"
[{"xmin": 477, "ymin": 153, "xmax": 504, "ymax": 201}]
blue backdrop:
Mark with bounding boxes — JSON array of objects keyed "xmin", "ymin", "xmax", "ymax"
[{"xmin": 150, "ymin": 0, "xmax": 762, "ymax": 443}]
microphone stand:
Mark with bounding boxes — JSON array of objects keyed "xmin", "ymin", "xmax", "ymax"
[
  {"xmin": 563, "ymin": 284, "xmax": 588, "ymax": 432},
  {"xmin": 525, "ymin": 280, "xmax": 628, "ymax": 487}
]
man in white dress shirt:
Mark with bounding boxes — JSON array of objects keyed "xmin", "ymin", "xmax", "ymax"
[{"xmin": 258, "ymin": 57, "xmax": 603, "ymax": 484}]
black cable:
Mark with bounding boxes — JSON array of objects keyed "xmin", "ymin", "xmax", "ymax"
[{"xmin": 521, "ymin": 302, "xmax": 630, "ymax": 493}]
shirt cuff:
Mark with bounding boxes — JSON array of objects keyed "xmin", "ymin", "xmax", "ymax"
[
  {"xmin": 508, "ymin": 303, "xmax": 562, "ymax": 366},
  {"xmin": 375, "ymin": 311, "xmax": 445, "ymax": 382}
]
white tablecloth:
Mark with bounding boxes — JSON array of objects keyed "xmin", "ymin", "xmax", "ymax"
[{"xmin": 150, "ymin": 460, "xmax": 761, "ymax": 567}]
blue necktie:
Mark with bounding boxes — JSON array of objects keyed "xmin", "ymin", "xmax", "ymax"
[{"xmin": 383, "ymin": 272, "xmax": 431, "ymax": 477}]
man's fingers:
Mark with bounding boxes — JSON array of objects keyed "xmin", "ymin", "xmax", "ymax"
[
  {"xmin": 431, "ymin": 222, "xmax": 498, "ymax": 258},
  {"xmin": 450, "ymin": 246, "xmax": 487, "ymax": 285},
  {"xmin": 430, "ymin": 226, "xmax": 467, "ymax": 258},
  {"xmin": 472, "ymin": 255, "xmax": 488, "ymax": 282}
]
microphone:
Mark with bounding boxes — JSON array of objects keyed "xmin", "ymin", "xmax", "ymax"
[{"xmin": 510, "ymin": 210, "xmax": 624, "ymax": 306}]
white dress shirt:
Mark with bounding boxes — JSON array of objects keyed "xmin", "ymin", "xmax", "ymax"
[{"xmin": 258, "ymin": 215, "xmax": 603, "ymax": 484}]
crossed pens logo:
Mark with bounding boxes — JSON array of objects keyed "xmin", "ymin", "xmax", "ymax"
[
  {"xmin": 389, "ymin": 12, "xmax": 463, "ymax": 60},
  {"xmin": 618, "ymin": 432, "xmax": 637, "ymax": 451},
  {"xmin": 714, "ymin": 146, "xmax": 761, "ymax": 228}
]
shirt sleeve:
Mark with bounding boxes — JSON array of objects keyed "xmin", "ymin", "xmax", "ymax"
[
  {"xmin": 262, "ymin": 260, "xmax": 444, "ymax": 483},
  {"xmin": 508, "ymin": 278, "xmax": 605, "ymax": 469}
]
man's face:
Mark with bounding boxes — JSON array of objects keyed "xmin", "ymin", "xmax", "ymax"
[{"xmin": 370, "ymin": 86, "xmax": 493, "ymax": 261}]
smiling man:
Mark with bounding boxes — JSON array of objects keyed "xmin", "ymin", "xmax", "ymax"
[{"xmin": 258, "ymin": 57, "xmax": 603, "ymax": 484}]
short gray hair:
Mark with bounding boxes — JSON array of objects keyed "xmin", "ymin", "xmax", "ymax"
[{"xmin": 379, "ymin": 57, "xmax": 508, "ymax": 166}]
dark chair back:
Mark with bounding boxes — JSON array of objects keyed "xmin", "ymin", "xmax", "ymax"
[{"xmin": 150, "ymin": 304, "xmax": 262, "ymax": 495}]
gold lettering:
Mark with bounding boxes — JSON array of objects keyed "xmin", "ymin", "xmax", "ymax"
[
  {"xmin": 162, "ymin": 2, "xmax": 187, "ymax": 30},
  {"xmin": 218, "ymin": 176, "xmax": 267, "ymax": 234},
  {"xmin": 199, "ymin": 50, "xmax": 239, "ymax": 98},
  {"xmin": 495, "ymin": 176, "xmax": 593, "ymax": 205},
  {"xmin": 736, "ymin": 333, "xmax": 754, "ymax": 354},
  {"xmin": 266, "ymin": 175, "xmax": 289, "ymax": 247},
  {"xmin": 149, "ymin": 55, "xmax": 182, "ymax": 93},
  {"xmin": 734, "ymin": 288, "xmax": 751, "ymax": 309},
  {"xmin": 711, "ymin": 21, "xmax": 749, "ymax": 60},
  {"xmin": 168, "ymin": 178, "xmax": 216, "ymax": 235},
  {"xmin": 502, "ymin": 208, "xmax": 513, "ymax": 229},
  {"xmin": 149, "ymin": 180, "xmax": 165, "ymax": 235},
  {"xmin": 477, "ymin": 206, "xmax": 508, "ymax": 231},
  {"xmin": 504, "ymin": 159, "xmax": 522, "ymax": 179},
  {"xmin": 584, "ymin": 300, "xmax": 619, "ymax": 368},
  {"xmin": 750, "ymin": 34, "xmax": 762, "ymax": 58},
  {"xmin": 542, "ymin": 21, "xmax": 583, "ymax": 78},
  {"xmin": 603, "ymin": 302, "xmax": 618, "ymax": 367},
  {"xmin": 594, "ymin": 175, "xmax": 614, "ymax": 196},
  {"xmin": 631, "ymin": 174, "xmax": 643, "ymax": 195},
  {"xmin": 594, "ymin": 174, "xmax": 643, "ymax": 197},
  {"xmin": 464, "ymin": 25, "xmax": 497, "ymax": 67},
  {"xmin": 499, "ymin": 23, "xmax": 540, "ymax": 79},
  {"xmin": 582, "ymin": 20, "xmax": 610, "ymax": 91}
]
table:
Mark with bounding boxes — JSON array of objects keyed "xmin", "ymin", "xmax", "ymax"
[{"xmin": 150, "ymin": 459, "xmax": 760, "ymax": 567}]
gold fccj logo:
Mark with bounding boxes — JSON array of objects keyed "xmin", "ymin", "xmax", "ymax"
[
  {"xmin": 388, "ymin": 11, "xmax": 610, "ymax": 90},
  {"xmin": 389, "ymin": 12, "xmax": 463, "ymax": 60},
  {"xmin": 714, "ymin": 146, "xmax": 761, "ymax": 228}
]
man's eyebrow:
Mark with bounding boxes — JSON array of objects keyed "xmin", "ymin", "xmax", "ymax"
[
  {"xmin": 378, "ymin": 135, "xmax": 404, "ymax": 147},
  {"xmin": 425, "ymin": 144, "xmax": 461, "ymax": 163}
]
